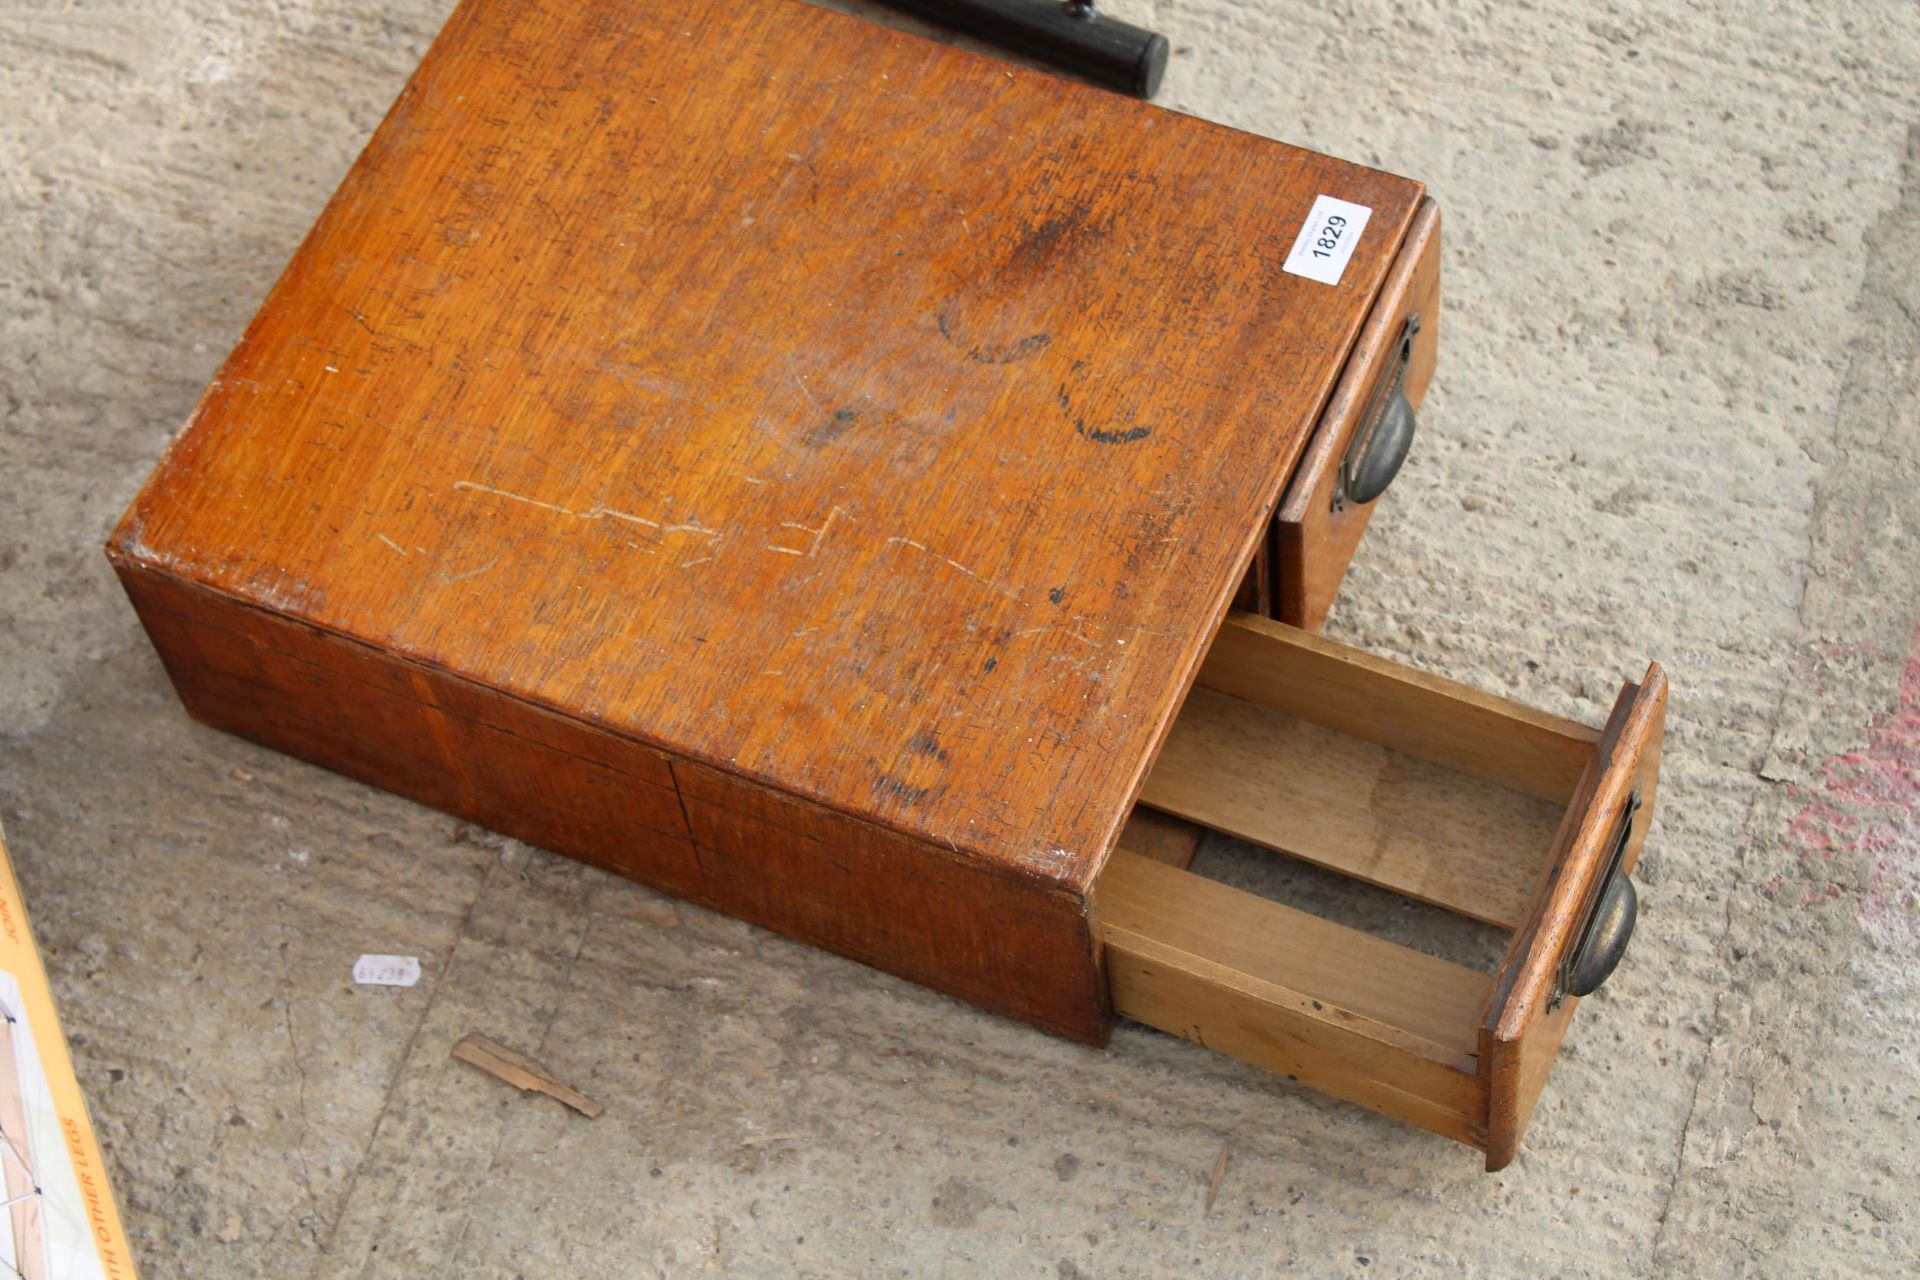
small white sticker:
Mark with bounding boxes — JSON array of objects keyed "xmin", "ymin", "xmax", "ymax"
[
  {"xmin": 353, "ymin": 954, "xmax": 422, "ymax": 987},
  {"xmin": 1283, "ymin": 194, "xmax": 1373, "ymax": 286}
]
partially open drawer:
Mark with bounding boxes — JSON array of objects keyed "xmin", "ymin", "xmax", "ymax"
[{"xmin": 1096, "ymin": 612, "xmax": 1666, "ymax": 1169}]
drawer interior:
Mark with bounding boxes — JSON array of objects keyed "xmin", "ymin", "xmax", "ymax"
[
  {"xmin": 1141, "ymin": 684, "xmax": 1568, "ymax": 930},
  {"xmin": 1097, "ymin": 611, "xmax": 1664, "ymax": 1166}
]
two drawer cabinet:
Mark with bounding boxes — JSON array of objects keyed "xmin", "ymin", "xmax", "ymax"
[{"xmin": 107, "ymin": 0, "xmax": 1664, "ymax": 1168}]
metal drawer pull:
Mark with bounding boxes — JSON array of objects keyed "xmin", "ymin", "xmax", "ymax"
[
  {"xmin": 1334, "ymin": 314, "xmax": 1420, "ymax": 510},
  {"xmin": 1559, "ymin": 790, "xmax": 1641, "ymax": 1002}
]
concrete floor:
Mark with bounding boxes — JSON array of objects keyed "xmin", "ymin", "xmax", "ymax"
[{"xmin": 3, "ymin": 0, "xmax": 1917, "ymax": 1275}]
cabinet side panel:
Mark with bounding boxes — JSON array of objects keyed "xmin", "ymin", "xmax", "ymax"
[
  {"xmin": 112, "ymin": 564, "xmax": 1110, "ymax": 1044},
  {"xmin": 117, "ymin": 564, "xmax": 710, "ymax": 898},
  {"xmin": 676, "ymin": 760, "xmax": 1110, "ymax": 1043}
]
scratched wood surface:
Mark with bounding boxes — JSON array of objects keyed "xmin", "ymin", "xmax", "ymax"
[{"xmin": 107, "ymin": 0, "xmax": 1420, "ymax": 1035}]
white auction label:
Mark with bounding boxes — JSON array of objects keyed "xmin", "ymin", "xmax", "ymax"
[
  {"xmin": 1283, "ymin": 194, "xmax": 1372, "ymax": 286},
  {"xmin": 353, "ymin": 954, "xmax": 422, "ymax": 987}
]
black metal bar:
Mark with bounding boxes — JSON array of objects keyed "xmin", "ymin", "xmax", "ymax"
[{"xmin": 874, "ymin": 0, "xmax": 1168, "ymax": 98}]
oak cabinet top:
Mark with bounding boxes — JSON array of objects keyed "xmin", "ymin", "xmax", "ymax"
[{"xmin": 112, "ymin": 0, "xmax": 1422, "ymax": 891}]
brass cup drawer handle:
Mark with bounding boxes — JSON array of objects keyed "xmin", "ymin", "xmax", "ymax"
[
  {"xmin": 1567, "ymin": 869, "xmax": 1637, "ymax": 997},
  {"xmin": 1558, "ymin": 790, "xmax": 1642, "ymax": 1002},
  {"xmin": 1334, "ymin": 314, "xmax": 1421, "ymax": 510}
]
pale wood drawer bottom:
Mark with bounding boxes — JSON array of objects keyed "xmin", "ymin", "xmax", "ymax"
[{"xmin": 1095, "ymin": 612, "xmax": 1666, "ymax": 1169}]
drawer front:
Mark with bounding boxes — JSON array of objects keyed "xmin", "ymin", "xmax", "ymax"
[
  {"xmin": 1479, "ymin": 674, "xmax": 1666, "ymax": 1168},
  {"xmin": 1274, "ymin": 199, "xmax": 1442, "ymax": 630},
  {"xmin": 1098, "ymin": 612, "xmax": 1666, "ymax": 1167}
]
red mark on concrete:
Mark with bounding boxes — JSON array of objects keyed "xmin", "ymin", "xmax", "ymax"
[{"xmin": 1779, "ymin": 622, "xmax": 1920, "ymax": 945}]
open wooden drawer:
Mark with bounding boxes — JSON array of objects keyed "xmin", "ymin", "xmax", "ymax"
[{"xmin": 1097, "ymin": 612, "xmax": 1666, "ymax": 1169}]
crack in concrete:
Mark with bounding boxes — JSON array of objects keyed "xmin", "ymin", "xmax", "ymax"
[
  {"xmin": 272, "ymin": 897, "xmax": 327, "ymax": 1253},
  {"xmin": 436, "ymin": 859, "xmax": 596, "ymax": 1280},
  {"xmin": 318, "ymin": 843, "xmax": 494, "ymax": 1263},
  {"xmin": 1649, "ymin": 120, "xmax": 1920, "ymax": 1272}
]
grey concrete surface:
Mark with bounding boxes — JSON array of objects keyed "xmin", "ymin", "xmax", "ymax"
[{"xmin": 2, "ymin": 0, "xmax": 1917, "ymax": 1275}]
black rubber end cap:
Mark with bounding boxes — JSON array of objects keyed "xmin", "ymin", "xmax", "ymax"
[{"xmin": 1134, "ymin": 33, "xmax": 1168, "ymax": 99}]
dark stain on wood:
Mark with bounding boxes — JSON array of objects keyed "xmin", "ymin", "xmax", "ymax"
[
  {"xmin": 1079, "ymin": 423, "xmax": 1152, "ymax": 445},
  {"xmin": 805, "ymin": 405, "xmax": 861, "ymax": 447},
  {"xmin": 908, "ymin": 732, "xmax": 951, "ymax": 763},
  {"xmin": 1055, "ymin": 381, "xmax": 1151, "ymax": 446},
  {"xmin": 873, "ymin": 775, "xmax": 934, "ymax": 807},
  {"xmin": 936, "ymin": 312, "xmax": 1053, "ymax": 365}
]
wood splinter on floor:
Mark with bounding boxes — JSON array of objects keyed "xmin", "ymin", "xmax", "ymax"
[
  {"xmin": 451, "ymin": 1033, "xmax": 604, "ymax": 1118},
  {"xmin": 1203, "ymin": 1143, "xmax": 1231, "ymax": 1215}
]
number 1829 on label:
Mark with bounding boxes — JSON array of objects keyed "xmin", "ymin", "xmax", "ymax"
[{"xmin": 1283, "ymin": 194, "xmax": 1373, "ymax": 286}]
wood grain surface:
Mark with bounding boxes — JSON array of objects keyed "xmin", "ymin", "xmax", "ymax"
[
  {"xmin": 1141, "ymin": 684, "xmax": 1567, "ymax": 929},
  {"xmin": 1184, "ymin": 613, "xmax": 1600, "ymax": 803},
  {"xmin": 1115, "ymin": 806, "xmax": 1206, "ymax": 870},
  {"xmin": 108, "ymin": 0, "xmax": 1420, "ymax": 897},
  {"xmin": 1101, "ymin": 848, "xmax": 1489, "ymax": 1144}
]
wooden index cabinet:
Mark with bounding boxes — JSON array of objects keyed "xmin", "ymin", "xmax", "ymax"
[{"xmin": 108, "ymin": 0, "xmax": 1665, "ymax": 1169}]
